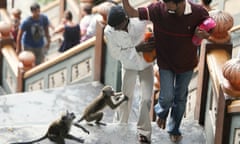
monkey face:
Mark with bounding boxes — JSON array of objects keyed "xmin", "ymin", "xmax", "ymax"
[
  {"xmin": 102, "ymin": 85, "xmax": 115, "ymax": 96},
  {"xmin": 61, "ymin": 111, "xmax": 76, "ymax": 122}
]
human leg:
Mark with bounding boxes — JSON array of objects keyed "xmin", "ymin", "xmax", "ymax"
[
  {"xmin": 137, "ymin": 66, "xmax": 154, "ymax": 140},
  {"xmin": 167, "ymin": 70, "xmax": 193, "ymax": 136},
  {"xmin": 24, "ymin": 47, "xmax": 44, "ymax": 65},
  {"xmin": 154, "ymin": 69, "xmax": 175, "ymax": 122},
  {"xmin": 113, "ymin": 68, "xmax": 137, "ymax": 123}
]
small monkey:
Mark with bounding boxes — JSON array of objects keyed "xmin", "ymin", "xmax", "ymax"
[
  {"xmin": 76, "ymin": 85, "xmax": 128, "ymax": 125},
  {"xmin": 10, "ymin": 111, "xmax": 88, "ymax": 144}
]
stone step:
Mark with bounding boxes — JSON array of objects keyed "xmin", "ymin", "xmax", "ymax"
[
  {"xmin": 2, "ymin": 120, "xmax": 205, "ymax": 144},
  {"xmin": 0, "ymin": 81, "xmax": 206, "ymax": 144}
]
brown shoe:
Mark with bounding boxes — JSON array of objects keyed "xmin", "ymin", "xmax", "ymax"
[
  {"xmin": 156, "ymin": 118, "xmax": 166, "ymax": 129},
  {"xmin": 169, "ymin": 134, "xmax": 183, "ymax": 143}
]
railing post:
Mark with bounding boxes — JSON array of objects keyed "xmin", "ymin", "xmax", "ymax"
[
  {"xmin": 94, "ymin": 21, "xmax": 105, "ymax": 82},
  {"xmin": 17, "ymin": 62, "xmax": 24, "ymax": 92},
  {"xmin": 195, "ymin": 41, "xmax": 232, "ymax": 124},
  {"xmin": 195, "ymin": 40, "xmax": 209, "ymax": 125},
  {"xmin": 215, "ymin": 87, "xmax": 232, "ymax": 144},
  {"xmin": 195, "ymin": 41, "xmax": 233, "ymax": 144},
  {"xmin": 0, "ymin": 21, "xmax": 15, "ymax": 86},
  {"xmin": 195, "ymin": 10, "xmax": 234, "ymax": 125},
  {"xmin": 17, "ymin": 51, "xmax": 36, "ymax": 92}
]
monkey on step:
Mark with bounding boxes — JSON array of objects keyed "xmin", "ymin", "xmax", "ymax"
[
  {"xmin": 76, "ymin": 85, "xmax": 128, "ymax": 125},
  {"xmin": 10, "ymin": 110, "xmax": 89, "ymax": 144}
]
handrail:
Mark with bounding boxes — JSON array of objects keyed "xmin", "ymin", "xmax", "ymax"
[
  {"xmin": 206, "ymin": 46, "xmax": 231, "ymax": 144},
  {"xmin": 24, "ymin": 36, "xmax": 96, "ymax": 78},
  {"xmin": 230, "ymin": 25, "xmax": 240, "ymax": 33},
  {"xmin": 195, "ymin": 40, "xmax": 233, "ymax": 144},
  {"xmin": 41, "ymin": 0, "xmax": 60, "ymax": 13},
  {"xmin": 206, "ymin": 49, "xmax": 230, "ymax": 98},
  {"xmin": 228, "ymin": 100, "xmax": 240, "ymax": 113},
  {"xmin": 1, "ymin": 45, "xmax": 19, "ymax": 76}
]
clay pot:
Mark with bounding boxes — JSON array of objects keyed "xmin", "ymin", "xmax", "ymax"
[
  {"xmin": 209, "ymin": 10, "xmax": 234, "ymax": 44},
  {"xmin": 222, "ymin": 58, "xmax": 240, "ymax": 90}
]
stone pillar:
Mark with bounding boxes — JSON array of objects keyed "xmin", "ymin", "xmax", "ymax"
[
  {"xmin": 17, "ymin": 51, "xmax": 36, "ymax": 92},
  {"xmin": 18, "ymin": 51, "xmax": 36, "ymax": 71},
  {"xmin": 0, "ymin": 21, "xmax": 14, "ymax": 48},
  {"xmin": 17, "ymin": 51, "xmax": 35, "ymax": 92}
]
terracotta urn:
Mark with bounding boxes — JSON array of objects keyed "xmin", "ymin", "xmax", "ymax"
[
  {"xmin": 222, "ymin": 58, "xmax": 240, "ymax": 91},
  {"xmin": 209, "ymin": 10, "xmax": 234, "ymax": 44},
  {"xmin": 18, "ymin": 51, "xmax": 36, "ymax": 70},
  {"xmin": 0, "ymin": 21, "xmax": 12, "ymax": 38}
]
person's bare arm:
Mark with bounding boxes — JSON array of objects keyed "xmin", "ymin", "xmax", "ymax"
[
  {"xmin": 53, "ymin": 24, "xmax": 65, "ymax": 34},
  {"xmin": 44, "ymin": 26, "xmax": 51, "ymax": 49},
  {"xmin": 122, "ymin": 0, "xmax": 139, "ymax": 17},
  {"xmin": 16, "ymin": 29, "xmax": 23, "ymax": 54}
]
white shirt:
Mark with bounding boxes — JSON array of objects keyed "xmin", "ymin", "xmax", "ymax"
[
  {"xmin": 80, "ymin": 14, "xmax": 94, "ymax": 34},
  {"xmin": 104, "ymin": 18, "xmax": 152, "ymax": 71},
  {"xmin": 86, "ymin": 13, "xmax": 103, "ymax": 37}
]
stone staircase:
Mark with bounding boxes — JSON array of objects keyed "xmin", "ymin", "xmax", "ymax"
[
  {"xmin": 0, "ymin": 81, "xmax": 206, "ymax": 144},
  {"xmin": 2, "ymin": 120, "xmax": 205, "ymax": 144},
  {"xmin": 0, "ymin": 86, "xmax": 6, "ymax": 96}
]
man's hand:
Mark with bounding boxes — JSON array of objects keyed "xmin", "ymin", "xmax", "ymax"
[
  {"xmin": 136, "ymin": 37, "xmax": 155, "ymax": 52},
  {"xmin": 194, "ymin": 26, "xmax": 210, "ymax": 39},
  {"xmin": 45, "ymin": 36, "xmax": 51, "ymax": 49},
  {"xmin": 136, "ymin": 41, "xmax": 155, "ymax": 52}
]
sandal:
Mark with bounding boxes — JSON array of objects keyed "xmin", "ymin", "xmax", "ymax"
[{"xmin": 138, "ymin": 134, "xmax": 151, "ymax": 144}]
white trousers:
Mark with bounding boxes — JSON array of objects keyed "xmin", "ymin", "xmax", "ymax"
[{"xmin": 113, "ymin": 65, "xmax": 154, "ymax": 138}]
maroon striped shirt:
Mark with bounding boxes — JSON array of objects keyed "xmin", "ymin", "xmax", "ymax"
[{"xmin": 138, "ymin": 1, "xmax": 209, "ymax": 73}]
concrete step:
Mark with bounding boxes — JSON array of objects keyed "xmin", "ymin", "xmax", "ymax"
[
  {"xmin": 0, "ymin": 81, "xmax": 206, "ymax": 144},
  {"xmin": 2, "ymin": 120, "xmax": 205, "ymax": 144}
]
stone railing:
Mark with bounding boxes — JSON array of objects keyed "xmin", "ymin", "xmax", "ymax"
[
  {"xmin": 0, "ymin": 21, "xmax": 105, "ymax": 93},
  {"xmin": 195, "ymin": 39, "xmax": 240, "ymax": 144},
  {"xmin": 195, "ymin": 40, "xmax": 234, "ymax": 144}
]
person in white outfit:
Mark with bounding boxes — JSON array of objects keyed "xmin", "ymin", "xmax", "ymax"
[{"xmin": 104, "ymin": 5, "xmax": 154, "ymax": 143}]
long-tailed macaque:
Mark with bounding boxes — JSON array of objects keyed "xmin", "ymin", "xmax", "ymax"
[
  {"xmin": 10, "ymin": 111, "xmax": 88, "ymax": 144},
  {"xmin": 76, "ymin": 85, "xmax": 128, "ymax": 125}
]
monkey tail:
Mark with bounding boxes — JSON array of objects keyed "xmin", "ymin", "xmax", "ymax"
[{"xmin": 10, "ymin": 133, "xmax": 48, "ymax": 144}]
